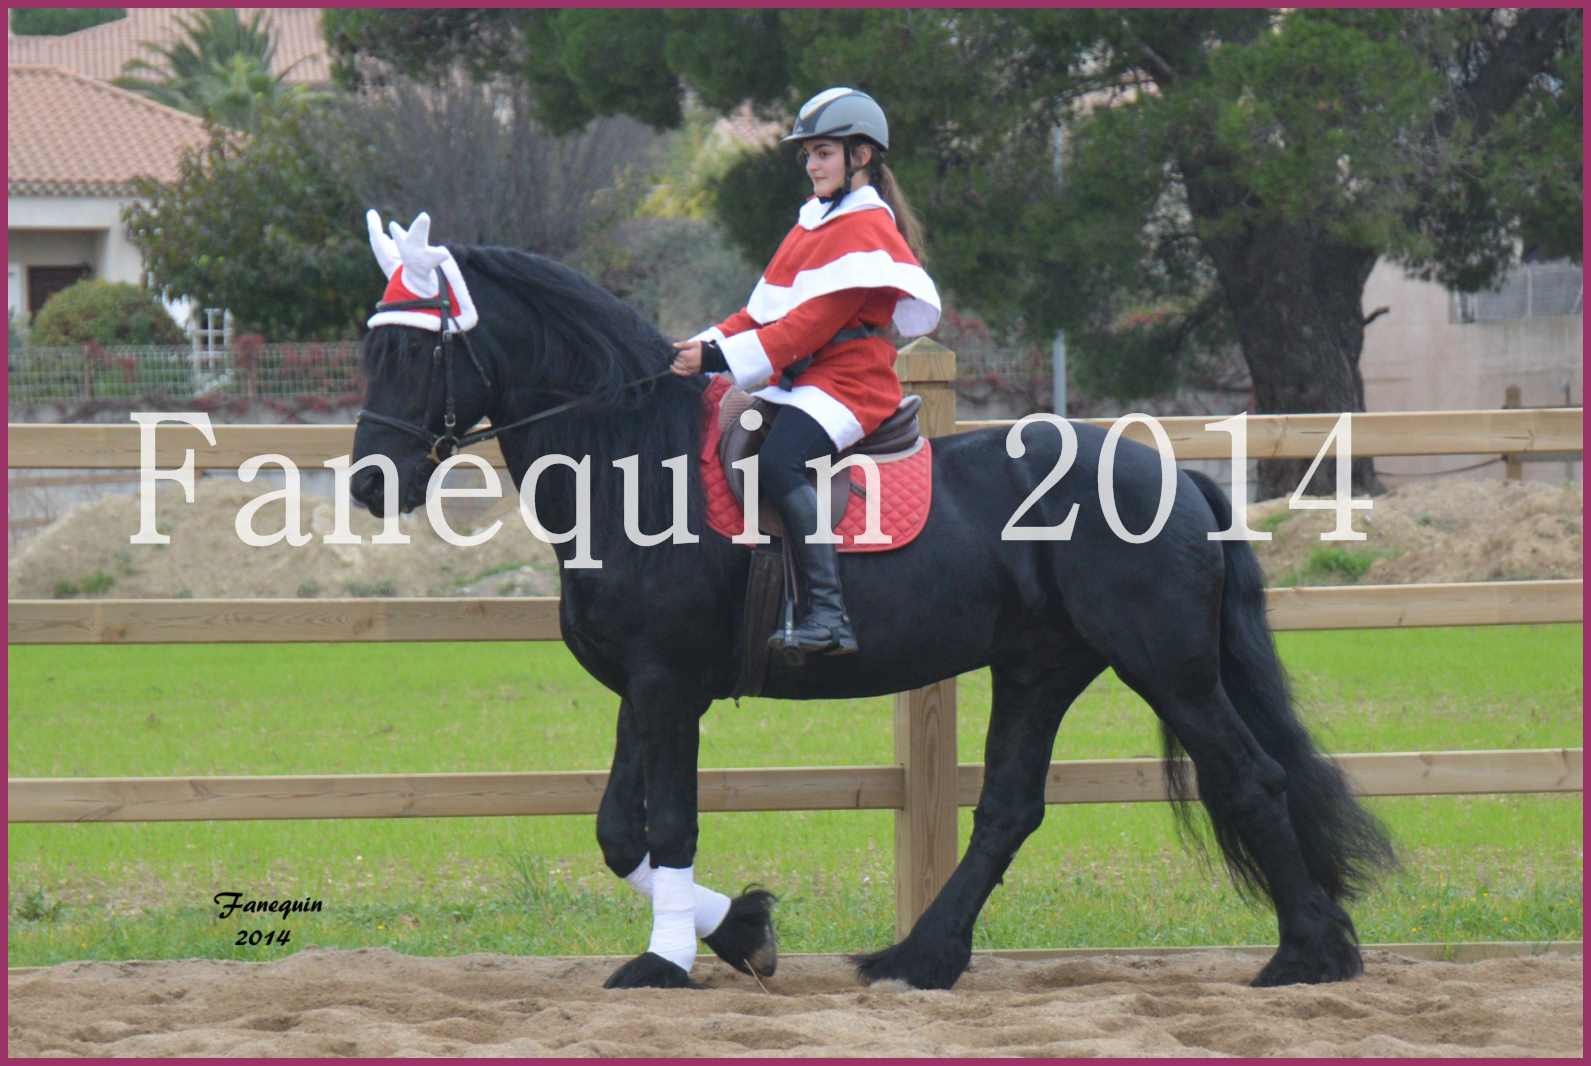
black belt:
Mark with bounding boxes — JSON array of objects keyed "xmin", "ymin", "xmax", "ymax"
[{"xmin": 777, "ymin": 325, "xmax": 881, "ymax": 389}]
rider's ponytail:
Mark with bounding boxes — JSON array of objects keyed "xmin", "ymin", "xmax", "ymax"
[{"xmin": 871, "ymin": 159, "xmax": 926, "ymax": 265}]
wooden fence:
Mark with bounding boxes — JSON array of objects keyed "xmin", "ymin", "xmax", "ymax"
[{"xmin": 7, "ymin": 339, "xmax": 1583, "ymax": 943}]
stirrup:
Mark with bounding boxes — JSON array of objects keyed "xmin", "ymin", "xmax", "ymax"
[
  {"xmin": 768, "ymin": 592, "xmax": 810, "ymax": 665},
  {"xmin": 767, "ymin": 617, "xmax": 857, "ymax": 662}
]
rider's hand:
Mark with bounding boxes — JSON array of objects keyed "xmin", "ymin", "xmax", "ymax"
[{"xmin": 671, "ymin": 340, "xmax": 702, "ymax": 376}]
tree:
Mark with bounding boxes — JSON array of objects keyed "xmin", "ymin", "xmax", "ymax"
[
  {"xmin": 123, "ymin": 81, "xmax": 666, "ymax": 340},
  {"xmin": 332, "ymin": 78, "xmax": 665, "ymax": 260},
  {"xmin": 10, "ymin": 8, "xmax": 124, "ymax": 36},
  {"xmin": 123, "ymin": 101, "xmax": 372, "ymax": 341},
  {"xmin": 329, "ymin": 9, "xmax": 1581, "ymax": 496},
  {"xmin": 113, "ymin": 8, "xmax": 315, "ymax": 132},
  {"xmin": 1031, "ymin": 9, "xmax": 1581, "ymax": 495}
]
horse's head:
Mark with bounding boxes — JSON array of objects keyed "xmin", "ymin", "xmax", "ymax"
[{"xmin": 349, "ymin": 211, "xmax": 492, "ymax": 516}]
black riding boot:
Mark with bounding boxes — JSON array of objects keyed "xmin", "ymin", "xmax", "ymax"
[{"xmin": 769, "ymin": 484, "xmax": 859, "ymax": 656}]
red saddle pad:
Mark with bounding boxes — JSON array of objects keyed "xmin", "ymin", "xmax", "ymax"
[{"xmin": 698, "ymin": 375, "xmax": 932, "ymax": 553}]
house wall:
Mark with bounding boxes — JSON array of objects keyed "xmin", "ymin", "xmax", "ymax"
[
  {"xmin": 8, "ymin": 194, "xmax": 148, "ymax": 284},
  {"xmin": 8, "ymin": 195, "xmax": 185, "ymax": 326},
  {"xmin": 1359, "ymin": 260, "xmax": 1582, "ymax": 484}
]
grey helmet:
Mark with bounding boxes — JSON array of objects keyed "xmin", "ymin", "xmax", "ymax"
[{"xmin": 782, "ymin": 87, "xmax": 889, "ymax": 151}]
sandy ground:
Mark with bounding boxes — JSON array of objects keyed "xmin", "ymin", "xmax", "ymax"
[
  {"xmin": 6, "ymin": 476, "xmax": 1580, "ymax": 600},
  {"xmin": 7, "ymin": 948, "xmax": 1581, "ymax": 1057}
]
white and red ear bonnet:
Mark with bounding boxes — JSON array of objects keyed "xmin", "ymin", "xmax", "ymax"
[{"xmin": 365, "ymin": 209, "xmax": 479, "ymax": 333}]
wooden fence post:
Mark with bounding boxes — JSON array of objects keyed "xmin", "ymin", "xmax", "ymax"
[
  {"xmin": 891, "ymin": 338, "xmax": 960, "ymax": 939},
  {"xmin": 1503, "ymin": 384, "xmax": 1523, "ymax": 481}
]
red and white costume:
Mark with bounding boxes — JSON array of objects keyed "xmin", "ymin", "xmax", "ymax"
[{"xmin": 692, "ymin": 185, "xmax": 940, "ymax": 450}]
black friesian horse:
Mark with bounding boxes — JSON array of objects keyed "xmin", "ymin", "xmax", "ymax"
[{"xmin": 349, "ymin": 244, "xmax": 1395, "ymax": 990}]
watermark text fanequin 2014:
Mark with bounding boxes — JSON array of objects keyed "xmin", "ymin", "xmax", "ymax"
[{"xmin": 129, "ymin": 410, "xmax": 1373, "ymax": 567}]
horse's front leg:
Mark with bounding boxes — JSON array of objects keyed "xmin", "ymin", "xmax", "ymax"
[
  {"xmin": 602, "ymin": 684, "xmax": 715, "ymax": 989},
  {"xmin": 596, "ymin": 699, "xmax": 779, "ymax": 979}
]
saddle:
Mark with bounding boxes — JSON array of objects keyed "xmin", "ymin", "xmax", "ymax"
[
  {"xmin": 696, "ymin": 377, "xmax": 937, "ymax": 698},
  {"xmin": 706, "ymin": 381, "xmax": 929, "ymax": 547},
  {"xmin": 713, "ymin": 385, "xmax": 927, "ymax": 541}
]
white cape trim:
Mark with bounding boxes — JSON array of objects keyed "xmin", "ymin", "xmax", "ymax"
[
  {"xmin": 753, "ymin": 383, "xmax": 867, "ymax": 451},
  {"xmin": 747, "ymin": 249, "xmax": 941, "ymax": 337},
  {"xmin": 796, "ymin": 185, "xmax": 894, "ymax": 230}
]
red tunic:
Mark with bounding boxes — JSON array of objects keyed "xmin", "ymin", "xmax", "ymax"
[{"xmin": 694, "ymin": 186, "xmax": 940, "ymax": 449}]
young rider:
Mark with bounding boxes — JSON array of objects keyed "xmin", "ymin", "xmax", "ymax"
[{"xmin": 671, "ymin": 86, "xmax": 940, "ymax": 657}]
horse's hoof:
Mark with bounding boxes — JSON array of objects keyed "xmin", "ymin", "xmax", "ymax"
[
  {"xmin": 853, "ymin": 936, "xmax": 969, "ymax": 991},
  {"xmin": 603, "ymin": 952, "xmax": 700, "ymax": 989},
  {"xmin": 1250, "ymin": 939, "xmax": 1364, "ymax": 987},
  {"xmin": 704, "ymin": 887, "xmax": 779, "ymax": 978}
]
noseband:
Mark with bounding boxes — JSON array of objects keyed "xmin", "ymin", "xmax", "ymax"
[{"xmin": 357, "ymin": 270, "xmax": 672, "ymax": 464}]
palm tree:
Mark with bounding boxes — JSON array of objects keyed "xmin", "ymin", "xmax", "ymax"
[{"xmin": 114, "ymin": 9, "xmax": 313, "ymax": 131}]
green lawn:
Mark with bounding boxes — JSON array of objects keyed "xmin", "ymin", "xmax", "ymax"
[{"xmin": 7, "ymin": 625, "xmax": 1582, "ymax": 966}]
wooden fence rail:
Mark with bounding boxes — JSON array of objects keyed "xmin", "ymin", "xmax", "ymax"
[
  {"xmin": 9, "ymin": 407, "xmax": 1582, "ymax": 469},
  {"xmin": 7, "ymin": 580, "xmax": 1581, "ymax": 645},
  {"xmin": 954, "ymin": 408, "xmax": 1584, "ymax": 458},
  {"xmin": 10, "ymin": 749, "xmax": 1580, "ymax": 824},
  {"xmin": 7, "ymin": 341, "xmax": 1582, "ymax": 941}
]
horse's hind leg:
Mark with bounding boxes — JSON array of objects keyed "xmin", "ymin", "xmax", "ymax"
[
  {"xmin": 596, "ymin": 698, "xmax": 778, "ymax": 979},
  {"xmin": 856, "ymin": 644, "xmax": 1106, "ymax": 989},
  {"xmin": 1130, "ymin": 679, "xmax": 1363, "ymax": 986}
]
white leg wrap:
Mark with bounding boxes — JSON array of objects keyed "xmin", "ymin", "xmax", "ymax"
[
  {"xmin": 694, "ymin": 884, "xmax": 731, "ymax": 939},
  {"xmin": 646, "ymin": 865, "xmax": 697, "ymax": 972},
  {"xmin": 623, "ymin": 856, "xmax": 654, "ymax": 898},
  {"xmin": 623, "ymin": 855, "xmax": 732, "ymax": 939}
]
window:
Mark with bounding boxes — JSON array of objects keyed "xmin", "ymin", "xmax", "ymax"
[{"xmin": 1452, "ymin": 260, "xmax": 1583, "ymax": 323}]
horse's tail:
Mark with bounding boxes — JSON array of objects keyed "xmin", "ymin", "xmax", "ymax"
[{"xmin": 1169, "ymin": 470, "xmax": 1397, "ymax": 902}]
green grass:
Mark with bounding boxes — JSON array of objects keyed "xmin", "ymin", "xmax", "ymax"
[
  {"xmin": 50, "ymin": 571, "xmax": 118, "ymax": 598},
  {"xmin": 466, "ymin": 561, "xmax": 539, "ymax": 584},
  {"xmin": 1273, "ymin": 546, "xmax": 1398, "ymax": 588},
  {"xmin": 7, "ymin": 625, "xmax": 1582, "ymax": 966},
  {"xmin": 340, "ymin": 579, "xmax": 397, "ymax": 598},
  {"xmin": 1254, "ymin": 510, "xmax": 1293, "ymax": 535}
]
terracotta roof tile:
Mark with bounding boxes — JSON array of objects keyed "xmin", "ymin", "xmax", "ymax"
[
  {"xmin": 7, "ymin": 8, "xmax": 330, "ymax": 85},
  {"xmin": 8, "ymin": 64, "xmax": 212, "ymax": 197}
]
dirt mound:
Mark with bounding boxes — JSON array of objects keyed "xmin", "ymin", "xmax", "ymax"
[
  {"xmin": 8, "ymin": 948, "xmax": 1581, "ymax": 1057},
  {"xmin": 6, "ymin": 477, "xmax": 1581, "ymax": 601},
  {"xmin": 6, "ymin": 481, "xmax": 559, "ymax": 601},
  {"xmin": 1249, "ymin": 479, "xmax": 1581, "ymax": 586}
]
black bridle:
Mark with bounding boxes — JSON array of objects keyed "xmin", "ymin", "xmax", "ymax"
[{"xmin": 358, "ymin": 271, "xmax": 672, "ymax": 464}]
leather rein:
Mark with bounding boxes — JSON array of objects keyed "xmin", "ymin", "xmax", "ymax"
[{"xmin": 356, "ymin": 272, "xmax": 672, "ymax": 464}]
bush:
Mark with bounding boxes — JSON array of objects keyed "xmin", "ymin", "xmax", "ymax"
[
  {"xmin": 31, "ymin": 280, "xmax": 187, "ymax": 347},
  {"xmin": 11, "ymin": 8, "xmax": 125, "ymax": 36}
]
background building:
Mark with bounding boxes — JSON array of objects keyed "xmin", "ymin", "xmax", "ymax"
[{"xmin": 6, "ymin": 8, "xmax": 330, "ymax": 331}]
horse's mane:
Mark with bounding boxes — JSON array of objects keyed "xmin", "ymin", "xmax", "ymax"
[
  {"xmin": 453, "ymin": 245, "xmax": 681, "ymax": 407},
  {"xmin": 450, "ymin": 244, "xmax": 709, "ymax": 545}
]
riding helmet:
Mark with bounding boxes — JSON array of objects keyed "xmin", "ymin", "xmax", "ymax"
[{"xmin": 782, "ymin": 87, "xmax": 889, "ymax": 151}]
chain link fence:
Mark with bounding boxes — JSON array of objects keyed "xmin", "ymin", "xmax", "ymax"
[{"xmin": 8, "ymin": 341, "xmax": 364, "ymax": 422}]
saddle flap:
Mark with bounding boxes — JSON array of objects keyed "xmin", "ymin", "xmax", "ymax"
[
  {"xmin": 717, "ymin": 394, "xmax": 851, "ymax": 538},
  {"xmin": 704, "ymin": 381, "xmax": 932, "ymax": 552}
]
